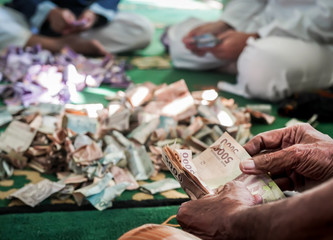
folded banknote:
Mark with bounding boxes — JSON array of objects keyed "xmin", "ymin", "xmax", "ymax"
[{"xmin": 162, "ymin": 132, "xmax": 285, "ymax": 202}]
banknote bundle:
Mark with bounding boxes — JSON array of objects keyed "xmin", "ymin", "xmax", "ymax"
[{"xmin": 162, "ymin": 132, "xmax": 285, "ymax": 202}]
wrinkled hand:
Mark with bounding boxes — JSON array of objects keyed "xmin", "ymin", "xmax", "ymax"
[
  {"xmin": 208, "ymin": 30, "xmax": 258, "ymax": 61},
  {"xmin": 241, "ymin": 123, "xmax": 333, "ymax": 191},
  {"xmin": 177, "ymin": 181, "xmax": 262, "ymax": 240},
  {"xmin": 48, "ymin": 8, "xmax": 77, "ymax": 34},
  {"xmin": 182, "ymin": 21, "xmax": 231, "ymax": 56}
]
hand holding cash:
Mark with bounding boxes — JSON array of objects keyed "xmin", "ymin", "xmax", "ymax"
[
  {"xmin": 192, "ymin": 34, "xmax": 221, "ymax": 48},
  {"xmin": 177, "ymin": 181, "xmax": 261, "ymax": 240},
  {"xmin": 162, "ymin": 132, "xmax": 284, "ymax": 202},
  {"xmin": 168, "ymin": 132, "xmax": 284, "ymax": 240}
]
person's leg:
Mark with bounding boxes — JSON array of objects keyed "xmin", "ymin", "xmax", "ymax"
[
  {"xmin": 0, "ymin": 7, "xmax": 32, "ymax": 51},
  {"xmin": 219, "ymin": 36, "xmax": 333, "ymax": 101},
  {"xmin": 80, "ymin": 12, "xmax": 154, "ymax": 53},
  {"xmin": 28, "ymin": 35, "xmax": 107, "ymax": 55},
  {"xmin": 0, "ymin": 6, "xmax": 106, "ymax": 55},
  {"xmin": 168, "ymin": 17, "xmax": 229, "ymax": 70}
]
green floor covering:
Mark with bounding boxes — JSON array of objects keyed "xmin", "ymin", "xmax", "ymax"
[
  {"xmin": 0, "ymin": 205, "xmax": 179, "ymax": 240},
  {"xmin": 1, "ymin": 0, "xmax": 333, "ymax": 239}
]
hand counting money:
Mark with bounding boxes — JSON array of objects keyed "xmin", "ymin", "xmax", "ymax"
[
  {"xmin": 162, "ymin": 132, "xmax": 285, "ymax": 202},
  {"xmin": 192, "ymin": 34, "xmax": 221, "ymax": 48}
]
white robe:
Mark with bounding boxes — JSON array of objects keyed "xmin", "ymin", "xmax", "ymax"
[{"xmin": 169, "ymin": 0, "xmax": 333, "ymax": 101}]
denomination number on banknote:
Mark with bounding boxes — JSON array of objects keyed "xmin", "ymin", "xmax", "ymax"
[
  {"xmin": 212, "ymin": 146, "xmax": 234, "ymax": 164},
  {"xmin": 219, "ymin": 138, "xmax": 239, "ymax": 154},
  {"xmin": 181, "ymin": 152, "xmax": 195, "ymax": 175},
  {"xmin": 163, "ymin": 154, "xmax": 183, "ymax": 183}
]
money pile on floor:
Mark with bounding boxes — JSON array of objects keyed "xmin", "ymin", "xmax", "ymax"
[{"xmin": 0, "ymin": 78, "xmax": 275, "ymax": 210}]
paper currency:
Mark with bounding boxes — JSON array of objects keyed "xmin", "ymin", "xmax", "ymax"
[
  {"xmin": 140, "ymin": 178, "xmax": 181, "ymax": 194},
  {"xmin": 144, "ymin": 80, "xmax": 197, "ymax": 121},
  {"xmin": 38, "ymin": 115, "xmax": 58, "ymax": 134},
  {"xmin": 0, "ymin": 108, "xmax": 13, "ymax": 126},
  {"xmin": 131, "ymin": 56, "xmax": 171, "ymax": 69},
  {"xmin": 0, "ymin": 120, "xmax": 37, "ymax": 153},
  {"xmin": 126, "ymin": 82, "xmax": 156, "ymax": 107},
  {"xmin": 6, "ymin": 105, "xmax": 24, "ymax": 115},
  {"xmin": 98, "ymin": 105, "xmax": 131, "ymax": 133},
  {"xmin": 0, "ymin": 79, "xmax": 284, "ymax": 210},
  {"xmin": 0, "ymin": 157, "xmax": 14, "ymax": 180},
  {"xmin": 73, "ymin": 172, "xmax": 113, "ymax": 206},
  {"xmin": 74, "ymin": 134, "xmax": 94, "ymax": 149},
  {"xmin": 193, "ymin": 34, "xmax": 221, "ymax": 48},
  {"xmin": 246, "ymin": 104, "xmax": 272, "ymax": 114},
  {"xmin": 111, "ymin": 166, "xmax": 139, "ymax": 190},
  {"xmin": 163, "ymin": 133, "xmax": 285, "ymax": 202},
  {"xmin": 127, "ymin": 118, "xmax": 160, "ymax": 144},
  {"xmin": 87, "ymin": 182, "xmax": 129, "ymax": 211},
  {"xmin": 57, "ymin": 172, "xmax": 88, "ymax": 184},
  {"xmin": 9, "ymin": 179, "xmax": 65, "ymax": 207},
  {"xmin": 181, "ymin": 117, "xmax": 204, "ymax": 139},
  {"xmin": 102, "ymin": 148, "xmax": 127, "ymax": 167},
  {"xmin": 72, "ymin": 141, "xmax": 104, "ymax": 165},
  {"xmin": 25, "ymin": 102, "xmax": 64, "ymax": 115},
  {"xmin": 3, "ymin": 151, "xmax": 28, "ymax": 169},
  {"xmin": 127, "ymin": 145, "xmax": 154, "ymax": 181},
  {"xmin": 162, "ymin": 146, "xmax": 211, "ymax": 200},
  {"xmin": 64, "ymin": 114, "xmax": 98, "ymax": 134},
  {"xmin": 102, "ymin": 135, "xmax": 127, "ymax": 167},
  {"xmin": 285, "ymin": 114, "xmax": 318, "ymax": 128},
  {"xmin": 193, "ymin": 125, "xmax": 212, "ymax": 140},
  {"xmin": 64, "ymin": 103, "xmax": 103, "ymax": 118}
]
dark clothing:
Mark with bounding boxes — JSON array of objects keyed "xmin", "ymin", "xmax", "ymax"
[
  {"xmin": 6, "ymin": 0, "xmax": 121, "ymax": 36},
  {"xmin": 6, "ymin": 0, "xmax": 120, "ymax": 19}
]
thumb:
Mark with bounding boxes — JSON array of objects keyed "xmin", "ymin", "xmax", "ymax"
[
  {"xmin": 240, "ymin": 146, "xmax": 299, "ymax": 176},
  {"xmin": 63, "ymin": 9, "xmax": 76, "ymax": 24}
]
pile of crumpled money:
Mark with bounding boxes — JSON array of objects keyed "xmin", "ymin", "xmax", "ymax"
[
  {"xmin": 0, "ymin": 45, "xmax": 131, "ymax": 106},
  {"xmin": 0, "ymin": 78, "xmax": 274, "ymax": 210}
]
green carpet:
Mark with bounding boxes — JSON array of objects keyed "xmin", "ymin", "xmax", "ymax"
[
  {"xmin": 0, "ymin": 205, "xmax": 180, "ymax": 240},
  {"xmin": 1, "ymin": 0, "xmax": 333, "ymax": 240}
]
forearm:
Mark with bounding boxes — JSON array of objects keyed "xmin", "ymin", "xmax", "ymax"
[{"xmin": 232, "ymin": 178, "xmax": 333, "ymax": 240}]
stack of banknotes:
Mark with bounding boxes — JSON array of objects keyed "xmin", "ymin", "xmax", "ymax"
[{"xmin": 162, "ymin": 132, "xmax": 284, "ymax": 202}]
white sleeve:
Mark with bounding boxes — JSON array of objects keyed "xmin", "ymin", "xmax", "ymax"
[
  {"xmin": 258, "ymin": 0, "xmax": 333, "ymax": 43},
  {"xmin": 220, "ymin": 0, "xmax": 268, "ymax": 32}
]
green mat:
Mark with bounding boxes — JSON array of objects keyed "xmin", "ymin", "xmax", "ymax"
[
  {"xmin": 0, "ymin": 205, "xmax": 180, "ymax": 240},
  {"xmin": 1, "ymin": 1, "xmax": 333, "ymax": 240}
]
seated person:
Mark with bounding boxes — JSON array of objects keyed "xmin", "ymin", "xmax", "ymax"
[
  {"xmin": 0, "ymin": 0, "xmax": 155, "ymax": 55},
  {"xmin": 177, "ymin": 124, "xmax": 333, "ymax": 239},
  {"xmin": 167, "ymin": 0, "xmax": 333, "ymax": 101}
]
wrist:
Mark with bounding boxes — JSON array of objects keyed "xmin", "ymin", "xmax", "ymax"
[{"xmin": 229, "ymin": 206, "xmax": 268, "ymax": 240}]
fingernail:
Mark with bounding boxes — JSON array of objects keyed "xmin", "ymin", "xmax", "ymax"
[{"xmin": 241, "ymin": 160, "xmax": 256, "ymax": 170}]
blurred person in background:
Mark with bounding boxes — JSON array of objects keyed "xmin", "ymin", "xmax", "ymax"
[
  {"xmin": 0, "ymin": 0, "xmax": 154, "ymax": 55},
  {"xmin": 168, "ymin": 0, "xmax": 333, "ymax": 101}
]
